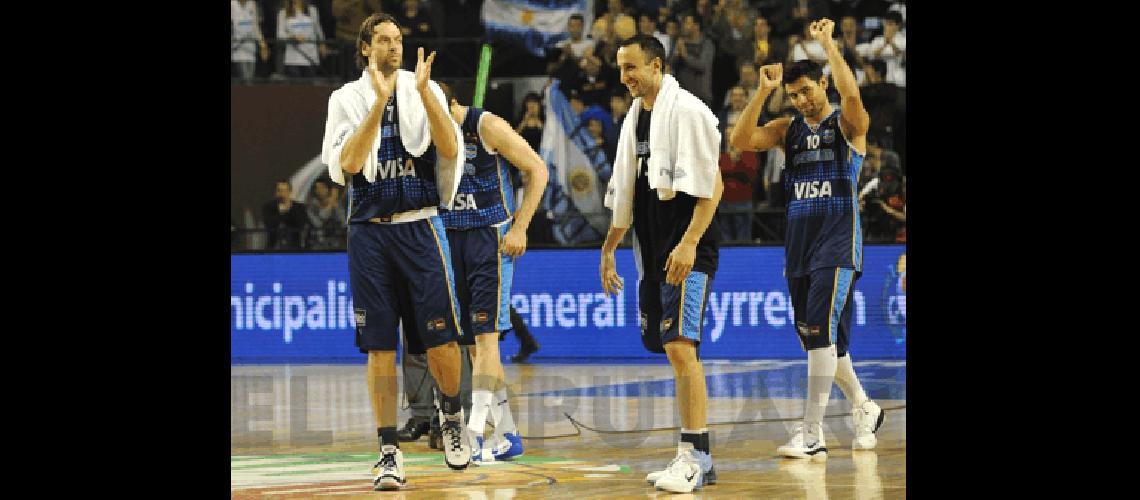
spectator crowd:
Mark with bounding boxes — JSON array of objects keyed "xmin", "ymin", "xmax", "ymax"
[{"xmin": 233, "ymin": 0, "xmax": 906, "ymax": 250}]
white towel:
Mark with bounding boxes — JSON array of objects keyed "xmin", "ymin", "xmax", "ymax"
[
  {"xmin": 321, "ymin": 69, "xmax": 463, "ymax": 208},
  {"xmin": 604, "ymin": 74, "xmax": 721, "ymax": 228}
]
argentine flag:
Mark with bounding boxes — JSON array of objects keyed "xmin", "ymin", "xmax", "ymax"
[
  {"xmin": 481, "ymin": 0, "xmax": 594, "ymax": 57},
  {"xmin": 541, "ymin": 80, "xmax": 611, "ymax": 240}
]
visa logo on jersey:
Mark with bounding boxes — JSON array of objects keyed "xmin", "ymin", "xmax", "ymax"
[
  {"xmin": 793, "ymin": 181, "xmax": 833, "ymax": 199},
  {"xmin": 377, "ymin": 158, "xmax": 418, "ymax": 180},
  {"xmin": 452, "ymin": 193, "xmax": 478, "ymax": 210}
]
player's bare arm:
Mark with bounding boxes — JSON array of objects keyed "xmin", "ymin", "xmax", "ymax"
[
  {"xmin": 729, "ymin": 63, "xmax": 791, "ymax": 152},
  {"xmin": 480, "ymin": 113, "xmax": 550, "ymax": 258},
  {"xmin": 339, "ymin": 62, "xmax": 395, "ymax": 174},
  {"xmin": 415, "ymin": 47, "xmax": 458, "ymax": 159},
  {"xmin": 664, "ymin": 171, "xmax": 723, "ymax": 286},
  {"xmin": 600, "ymin": 225, "xmax": 629, "ymax": 296},
  {"xmin": 811, "ymin": 18, "xmax": 868, "ymax": 149}
]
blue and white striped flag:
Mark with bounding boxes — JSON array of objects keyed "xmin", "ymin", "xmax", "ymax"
[
  {"xmin": 481, "ymin": 0, "xmax": 594, "ymax": 57},
  {"xmin": 540, "ymin": 80, "xmax": 612, "ymax": 243}
]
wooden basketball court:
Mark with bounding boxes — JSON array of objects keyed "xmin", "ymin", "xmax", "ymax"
[{"xmin": 232, "ymin": 361, "xmax": 906, "ymax": 498}]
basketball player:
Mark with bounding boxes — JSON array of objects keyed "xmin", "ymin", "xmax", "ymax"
[
  {"xmin": 729, "ymin": 18, "xmax": 885, "ymax": 459},
  {"xmin": 599, "ymin": 34, "xmax": 722, "ymax": 493},
  {"xmin": 437, "ymin": 84, "xmax": 550, "ymax": 463},
  {"xmin": 320, "ymin": 13, "xmax": 470, "ymax": 490}
]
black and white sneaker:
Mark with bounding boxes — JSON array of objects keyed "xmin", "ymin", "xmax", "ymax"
[
  {"xmin": 777, "ymin": 423, "xmax": 828, "ymax": 460},
  {"xmin": 852, "ymin": 400, "xmax": 884, "ymax": 450},
  {"xmin": 653, "ymin": 442, "xmax": 705, "ymax": 493},
  {"xmin": 441, "ymin": 410, "xmax": 471, "ymax": 470},
  {"xmin": 371, "ymin": 445, "xmax": 406, "ymax": 490}
]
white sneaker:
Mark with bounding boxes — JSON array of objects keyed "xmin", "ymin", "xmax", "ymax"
[
  {"xmin": 777, "ymin": 423, "xmax": 828, "ymax": 460},
  {"xmin": 646, "ymin": 445, "xmax": 716, "ymax": 485},
  {"xmin": 645, "ymin": 454, "xmax": 681, "ymax": 485},
  {"xmin": 371, "ymin": 445, "xmax": 406, "ymax": 490},
  {"xmin": 852, "ymin": 400, "xmax": 884, "ymax": 450},
  {"xmin": 653, "ymin": 443, "xmax": 705, "ymax": 493},
  {"xmin": 441, "ymin": 410, "xmax": 471, "ymax": 470}
]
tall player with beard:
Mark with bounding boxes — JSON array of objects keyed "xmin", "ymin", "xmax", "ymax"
[{"xmin": 321, "ymin": 13, "xmax": 471, "ymax": 490}]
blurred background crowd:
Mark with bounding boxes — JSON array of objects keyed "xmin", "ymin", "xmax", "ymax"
[{"xmin": 232, "ymin": 0, "xmax": 905, "ymax": 251}]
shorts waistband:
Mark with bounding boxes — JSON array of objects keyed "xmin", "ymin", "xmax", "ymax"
[{"xmin": 367, "ymin": 207, "xmax": 438, "ymax": 224}]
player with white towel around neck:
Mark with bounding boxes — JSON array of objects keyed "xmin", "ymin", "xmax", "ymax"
[{"xmin": 599, "ymin": 33, "xmax": 723, "ymax": 494}]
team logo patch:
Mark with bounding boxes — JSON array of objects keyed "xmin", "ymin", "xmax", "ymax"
[
  {"xmin": 354, "ymin": 308, "xmax": 366, "ymax": 327},
  {"xmin": 796, "ymin": 321, "xmax": 820, "ymax": 336},
  {"xmin": 426, "ymin": 318, "xmax": 447, "ymax": 331},
  {"xmin": 820, "ymin": 129, "xmax": 835, "ymax": 144},
  {"xmin": 465, "ymin": 140, "xmax": 478, "ymax": 160},
  {"xmin": 660, "ymin": 318, "xmax": 674, "ymax": 332},
  {"xmin": 473, "ymin": 311, "xmax": 489, "ymax": 323},
  {"xmin": 636, "ymin": 140, "xmax": 649, "ymax": 156}
]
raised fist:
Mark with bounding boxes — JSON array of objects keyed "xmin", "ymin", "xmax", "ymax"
[
  {"xmin": 808, "ymin": 18, "xmax": 835, "ymax": 43},
  {"xmin": 758, "ymin": 63, "xmax": 782, "ymax": 92}
]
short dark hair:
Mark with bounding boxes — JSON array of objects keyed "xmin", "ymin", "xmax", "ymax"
[
  {"xmin": 276, "ymin": 180, "xmax": 292, "ymax": 190},
  {"xmin": 356, "ymin": 13, "xmax": 401, "ymax": 70},
  {"xmin": 569, "ymin": 13, "xmax": 584, "ymax": 23},
  {"xmin": 784, "ymin": 59, "xmax": 824, "ymax": 85},
  {"xmin": 884, "ymin": 12, "xmax": 903, "ymax": 26},
  {"xmin": 617, "ymin": 34, "xmax": 666, "ymax": 66},
  {"xmin": 518, "ymin": 91, "xmax": 545, "ymax": 122}
]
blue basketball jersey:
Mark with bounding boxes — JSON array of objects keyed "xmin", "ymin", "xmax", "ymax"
[
  {"xmin": 347, "ymin": 96, "xmax": 442, "ymax": 223},
  {"xmin": 439, "ymin": 107, "xmax": 517, "ymax": 229},
  {"xmin": 782, "ymin": 109, "xmax": 864, "ymax": 277}
]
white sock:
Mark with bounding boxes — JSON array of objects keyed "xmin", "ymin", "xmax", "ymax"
[
  {"xmin": 466, "ymin": 389, "xmax": 493, "ymax": 437},
  {"xmin": 493, "ymin": 387, "xmax": 517, "ymax": 436},
  {"xmin": 489, "ymin": 392, "xmax": 502, "ymax": 428},
  {"xmin": 804, "ymin": 345, "xmax": 838, "ymax": 435},
  {"xmin": 834, "ymin": 353, "xmax": 868, "ymax": 408}
]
